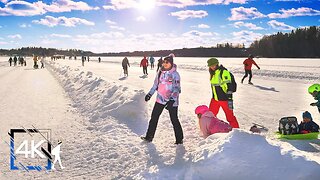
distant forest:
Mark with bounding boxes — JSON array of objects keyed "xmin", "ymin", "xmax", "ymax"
[
  {"xmin": 0, "ymin": 26, "xmax": 319, "ymax": 58},
  {"xmin": 250, "ymin": 26, "xmax": 320, "ymax": 58}
]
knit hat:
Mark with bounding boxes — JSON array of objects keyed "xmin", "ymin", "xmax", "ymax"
[
  {"xmin": 164, "ymin": 55, "xmax": 173, "ymax": 65},
  {"xmin": 207, "ymin": 58, "xmax": 219, "ymax": 67},
  {"xmin": 302, "ymin": 111, "xmax": 312, "ymax": 121},
  {"xmin": 248, "ymin": 54, "xmax": 254, "ymax": 58},
  {"xmin": 195, "ymin": 105, "xmax": 209, "ymax": 115}
]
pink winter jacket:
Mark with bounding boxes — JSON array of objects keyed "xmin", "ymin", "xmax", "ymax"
[{"xmin": 199, "ymin": 111, "xmax": 232, "ymax": 138}]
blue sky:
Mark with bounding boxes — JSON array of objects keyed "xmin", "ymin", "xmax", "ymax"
[{"xmin": 0, "ymin": 0, "xmax": 319, "ymax": 53}]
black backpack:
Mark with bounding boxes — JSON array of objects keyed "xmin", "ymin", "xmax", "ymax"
[
  {"xmin": 220, "ymin": 70, "xmax": 237, "ymax": 93},
  {"xmin": 278, "ymin": 116, "xmax": 299, "ymax": 135}
]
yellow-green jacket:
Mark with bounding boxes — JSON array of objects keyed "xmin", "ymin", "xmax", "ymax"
[{"xmin": 210, "ymin": 65, "xmax": 237, "ymax": 101}]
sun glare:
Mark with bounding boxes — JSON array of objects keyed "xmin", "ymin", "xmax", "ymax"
[{"xmin": 137, "ymin": 0, "xmax": 156, "ymax": 10}]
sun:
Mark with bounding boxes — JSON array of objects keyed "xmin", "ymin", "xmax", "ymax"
[{"xmin": 136, "ymin": 0, "xmax": 156, "ymax": 10}]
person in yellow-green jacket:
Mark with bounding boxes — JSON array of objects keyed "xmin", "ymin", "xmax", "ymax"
[{"xmin": 207, "ymin": 58, "xmax": 239, "ymax": 128}]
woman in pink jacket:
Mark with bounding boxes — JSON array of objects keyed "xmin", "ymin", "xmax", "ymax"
[{"xmin": 195, "ymin": 105, "xmax": 232, "ymax": 138}]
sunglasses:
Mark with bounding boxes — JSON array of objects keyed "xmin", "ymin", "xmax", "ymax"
[{"xmin": 163, "ymin": 61, "xmax": 171, "ymax": 64}]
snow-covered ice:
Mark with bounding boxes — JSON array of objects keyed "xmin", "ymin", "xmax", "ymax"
[{"xmin": 0, "ymin": 56, "xmax": 319, "ymax": 179}]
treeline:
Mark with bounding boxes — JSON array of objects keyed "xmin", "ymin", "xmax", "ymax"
[
  {"xmin": 250, "ymin": 26, "xmax": 320, "ymax": 58},
  {"xmin": 1, "ymin": 26, "xmax": 319, "ymax": 58},
  {"xmin": 97, "ymin": 45, "xmax": 247, "ymax": 57},
  {"xmin": 0, "ymin": 47, "xmax": 94, "ymax": 57}
]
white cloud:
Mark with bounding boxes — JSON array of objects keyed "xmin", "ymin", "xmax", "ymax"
[
  {"xmin": 0, "ymin": 25, "xmax": 2, "ymax": 28},
  {"xmin": 228, "ymin": 7, "xmax": 266, "ymax": 21},
  {"xmin": 233, "ymin": 21, "xmax": 263, "ymax": 30},
  {"xmin": 183, "ymin": 30, "xmax": 216, "ymax": 37},
  {"xmin": 267, "ymin": 20, "xmax": 295, "ymax": 30},
  {"xmin": 136, "ymin": 16, "xmax": 146, "ymax": 22},
  {"xmin": 8, "ymin": 34, "xmax": 22, "ymax": 39},
  {"xmin": 66, "ymin": 30, "xmax": 221, "ymax": 53},
  {"xmin": 170, "ymin": 10, "xmax": 208, "ymax": 20},
  {"xmin": 105, "ymin": 0, "xmax": 249, "ymax": 10},
  {"xmin": 0, "ymin": 0, "xmax": 99, "ymax": 16},
  {"xmin": 19, "ymin": 23, "xmax": 31, "ymax": 28},
  {"xmin": 0, "ymin": 41, "xmax": 8, "ymax": 45},
  {"xmin": 231, "ymin": 30, "xmax": 263, "ymax": 47},
  {"xmin": 268, "ymin": 7, "xmax": 320, "ymax": 19},
  {"xmin": 32, "ymin": 16, "xmax": 95, "ymax": 27},
  {"xmin": 106, "ymin": 20, "xmax": 117, "ymax": 25},
  {"xmin": 192, "ymin": 24, "xmax": 210, "ymax": 29},
  {"xmin": 50, "ymin": 34, "xmax": 72, "ymax": 38},
  {"xmin": 0, "ymin": 1, "xmax": 46, "ymax": 16},
  {"xmin": 40, "ymin": 0, "xmax": 99, "ymax": 13},
  {"xmin": 103, "ymin": 5, "xmax": 116, "ymax": 10},
  {"xmin": 109, "ymin": 25, "xmax": 125, "ymax": 31}
]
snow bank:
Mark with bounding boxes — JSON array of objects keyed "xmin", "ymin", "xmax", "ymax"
[
  {"xmin": 137, "ymin": 130, "xmax": 320, "ymax": 180},
  {"xmin": 46, "ymin": 61, "xmax": 148, "ymax": 135}
]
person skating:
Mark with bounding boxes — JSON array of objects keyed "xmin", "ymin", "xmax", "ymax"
[
  {"xmin": 149, "ymin": 56, "xmax": 155, "ymax": 69},
  {"xmin": 241, "ymin": 54, "xmax": 260, "ymax": 85},
  {"xmin": 195, "ymin": 105, "xmax": 232, "ymax": 138},
  {"xmin": 207, "ymin": 57, "xmax": 239, "ymax": 128},
  {"xmin": 33, "ymin": 55, "xmax": 38, "ymax": 69},
  {"xmin": 13, "ymin": 56, "xmax": 17, "ymax": 66},
  {"xmin": 142, "ymin": 54, "xmax": 183, "ymax": 144},
  {"xmin": 122, "ymin": 57, "xmax": 130, "ymax": 77},
  {"xmin": 308, "ymin": 84, "xmax": 320, "ymax": 113},
  {"xmin": 299, "ymin": 111, "xmax": 319, "ymax": 133},
  {"xmin": 157, "ymin": 57, "xmax": 163, "ymax": 72},
  {"xmin": 140, "ymin": 56, "xmax": 148, "ymax": 75},
  {"xmin": 40, "ymin": 56, "xmax": 45, "ymax": 68},
  {"xmin": 8, "ymin": 57, "xmax": 12, "ymax": 66},
  {"xmin": 81, "ymin": 56, "xmax": 85, "ymax": 66}
]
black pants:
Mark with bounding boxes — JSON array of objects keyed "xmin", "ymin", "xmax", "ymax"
[
  {"xmin": 242, "ymin": 70, "xmax": 252, "ymax": 83},
  {"xmin": 123, "ymin": 66, "xmax": 128, "ymax": 76},
  {"xmin": 146, "ymin": 102, "xmax": 183, "ymax": 142},
  {"xmin": 143, "ymin": 66, "xmax": 148, "ymax": 75}
]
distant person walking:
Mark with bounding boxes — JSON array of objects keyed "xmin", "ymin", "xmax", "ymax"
[
  {"xmin": 8, "ymin": 57, "xmax": 12, "ymax": 66},
  {"xmin": 140, "ymin": 56, "xmax": 148, "ymax": 75},
  {"xmin": 33, "ymin": 55, "xmax": 38, "ymax": 69},
  {"xmin": 149, "ymin": 56, "xmax": 155, "ymax": 69},
  {"xmin": 98, "ymin": 57, "xmax": 101, "ymax": 63},
  {"xmin": 241, "ymin": 54, "xmax": 260, "ymax": 85},
  {"xmin": 40, "ymin": 56, "xmax": 45, "ymax": 68},
  {"xmin": 122, "ymin": 57, "xmax": 130, "ymax": 77},
  {"xmin": 87, "ymin": 56, "xmax": 90, "ymax": 62},
  {"xmin": 207, "ymin": 58, "xmax": 239, "ymax": 128},
  {"xmin": 13, "ymin": 56, "xmax": 17, "ymax": 66},
  {"xmin": 81, "ymin": 56, "xmax": 85, "ymax": 66},
  {"xmin": 157, "ymin": 57, "xmax": 163, "ymax": 71}
]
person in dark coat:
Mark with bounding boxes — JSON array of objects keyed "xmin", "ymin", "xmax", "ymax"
[
  {"xmin": 122, "ymin": 57, "xmax": 130, "ymax": 76},
  {"xmin": 299, "ymin": 111, "xmax": 319, "ymax": 134}
]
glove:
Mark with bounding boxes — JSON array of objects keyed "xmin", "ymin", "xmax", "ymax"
[
  {"xmin": 145, "ymin": 94, "xmax": 151, "ymax": 102},
  {"xmin": 165, "ymin": 100, "xmax": 175, "ymax": 110},
  {"xmin": 310, "ymin": 102, "xmax": 317, "ymax": 106}
]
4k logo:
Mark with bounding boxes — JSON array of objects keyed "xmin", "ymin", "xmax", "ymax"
[{"xmin": 9, "ymin": 128, "xmax": 52, "ymax": 171}]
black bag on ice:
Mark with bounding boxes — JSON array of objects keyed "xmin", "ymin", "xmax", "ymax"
[{"xmin": 278, "ymin": 116, "xmax": 299, "ymax": 135}]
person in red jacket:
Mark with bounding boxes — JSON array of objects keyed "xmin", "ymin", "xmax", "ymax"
[
  {"xmin": 241, "ymin": 54, "xmax": 260, "ymax": 85},
  {"xmin": 140, "ymin": 56, "xmax": 148, "ymax": 75}
]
